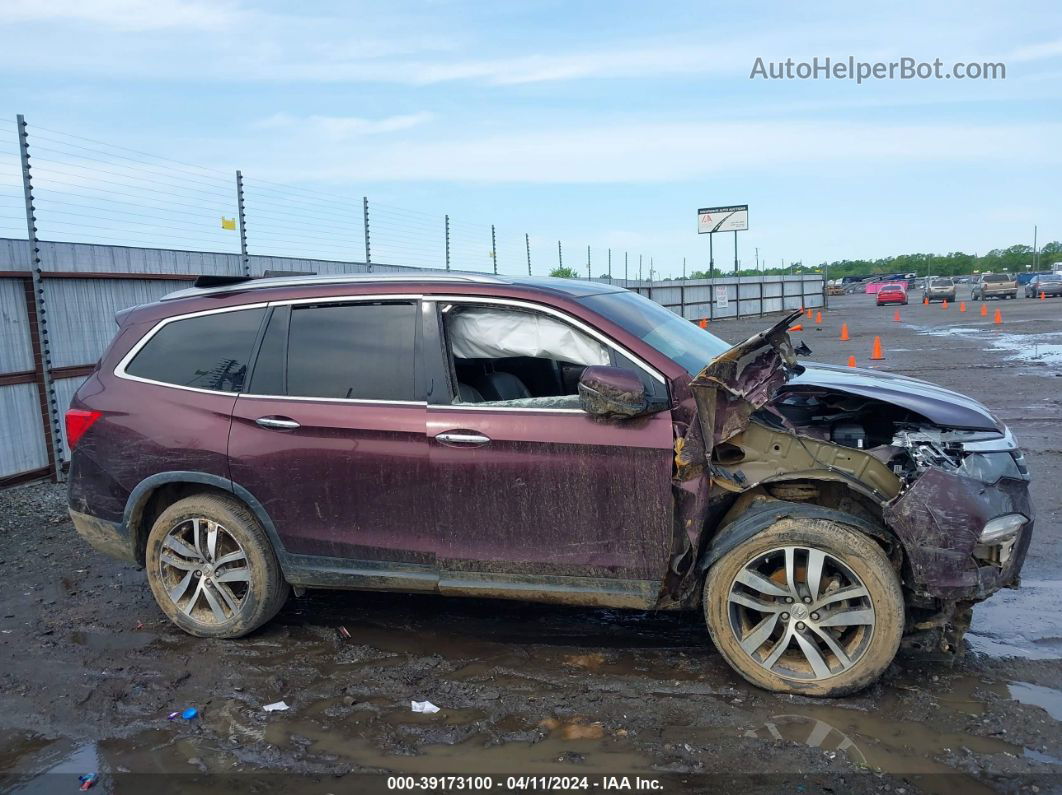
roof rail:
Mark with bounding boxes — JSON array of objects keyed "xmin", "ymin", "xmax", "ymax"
[{"xmin": 161, "ymin": 271, "xmax": 507, "ymax": 301}]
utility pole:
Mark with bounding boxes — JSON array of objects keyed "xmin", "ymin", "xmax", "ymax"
[
  {"xmin": 1034, "ymin": 225, "xmax": 1039, "ymax": 271},
  {"xmin": 608, "ymin": 248, "xmax": 612, "ymax": 280},
  {"xmin": 558, "ymin": 240, "xmax": 563, "ymax": 269},
  {"xmin": 682, "ymin": 257, "xmax": 686, "ymax": 279},
  {"xmin": 624, "ymin": 252, "xmax": 628, "ymax": 283},
  {"xmin": 586, "ymin": 245, "xmax": 591, "ymax": 279},
  {"xmin": 525, "ymin": 233, "xmax": 531, "ymax": 275},
  {"xmin": 639, "ymin": 254, "xmax": 643, "ymax": 281},
  {"xmin": 755, "ymin": 247, "xmax": 759, "ymax": 271}
]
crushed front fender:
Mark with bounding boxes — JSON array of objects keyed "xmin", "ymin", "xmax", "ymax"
[{"xmin": 883, "ymin": 469, "xmax": 1033, "ymax": 601}]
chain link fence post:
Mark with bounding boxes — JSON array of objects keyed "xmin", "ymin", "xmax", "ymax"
[
  {"xmin": 17, "ymin": 114, "xmax": 64, "ymax": 482},
  {"xmin": 491, "ymin": 224, "xmax": 497, "ymax": 274},
  {"xmin": 525, "ymin": 233, "xmax": 531, "ymax": 276},
  {"xmin": 445, "ymin": 215, "xmax": 450, "ymax": 270},
  {"xmin": 362, "ymin": 196, "xmax": 372, "ymax": 271},
  {"xmin": 235, "ymin": 169, "xmax": 249, "ymax": 276}
]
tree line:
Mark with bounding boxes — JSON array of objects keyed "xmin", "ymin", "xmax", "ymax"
[{"xmin": 551, "ymin": 241, "xmax": 1061, "ymax": 281}]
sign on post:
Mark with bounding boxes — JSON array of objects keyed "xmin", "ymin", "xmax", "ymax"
[{"xmin": 698, "ymin": 205, "xmax": 749, "ymax": 234}]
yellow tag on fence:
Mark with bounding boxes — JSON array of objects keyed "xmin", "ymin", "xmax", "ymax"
[{"xmin": 221, "ymin": 217, "xmax": 236, "ymax": 230}]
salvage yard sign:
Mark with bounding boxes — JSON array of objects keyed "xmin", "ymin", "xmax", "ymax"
[{"xmin": 698, "ymin": 205, "xmax": 749, "ymax": 233}]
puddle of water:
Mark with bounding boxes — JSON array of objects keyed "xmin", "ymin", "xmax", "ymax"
[
  {"xmin": 919, "ymin": 326, "xmax": 1062, "ymax": 368},
  {"xmin": 967, "ymin": 579, "xmax": 1062, "ymax": 660},
  {"xmin": 1008, "ymin": 681, "xmax": 1062, "ymax": 721}
]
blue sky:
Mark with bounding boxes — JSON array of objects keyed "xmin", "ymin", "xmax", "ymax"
[{"xmin": 1, "ymin": 0, "xmax": 1060, "ymax": 277}]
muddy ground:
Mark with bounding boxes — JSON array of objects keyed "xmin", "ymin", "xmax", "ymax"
[{"xmin": 1, "ymin": 289, "xmax": 1060, "ymax": 793}]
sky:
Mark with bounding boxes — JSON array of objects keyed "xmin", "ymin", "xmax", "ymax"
[{"xmin": 0, "ymin": 0, "xmax": 1060, "ymax": 278}]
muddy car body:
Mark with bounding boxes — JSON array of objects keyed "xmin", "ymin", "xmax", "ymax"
[{"xmin": 66, "ymin": 275, "xmax": 1033, "ymax": 696}]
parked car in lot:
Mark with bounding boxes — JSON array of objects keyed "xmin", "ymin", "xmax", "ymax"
[
  {"xmin": 875, "ymin": 282, "xmax": 908, "ymax": 305},
  {"xmin": 1024, "ymin": 273, "xmax": 1062, "ymax": 298},
  {"xmin": 924, "ymin": 277, "xmax": 956, "ymax": 303},
  {"xmin": 66, "ymin": 274, "xmax": 1033, "ymax": 696},
  {"xmin": 972, "ymin": 273, "xmax": 1018, "ymax": 300}
]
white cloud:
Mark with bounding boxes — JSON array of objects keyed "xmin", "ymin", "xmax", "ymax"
[
  {"xmin": 0, "ymin": 0, "xmax": 242, "ymax": 31},
  {"xmin": 253, "ymin": 112, "xmax": 434, "ymax": 138},
  {"xmin": 243, "ymin": 120, "xmax": 1062, "ymax": 184},
  {"xmin": 1009, "ymin": 38, "xmax": 1062, "ymax": 62}
]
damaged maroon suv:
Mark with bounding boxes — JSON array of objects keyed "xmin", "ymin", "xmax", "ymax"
[{"xmin": 66, "ymin": 274, "xmax": 1033, "ymax": 696}]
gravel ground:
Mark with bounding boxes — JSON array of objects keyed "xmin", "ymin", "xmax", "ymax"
[{"xmin": 1, "ymin": 289, "xmax": 1060, "ymax": 794}]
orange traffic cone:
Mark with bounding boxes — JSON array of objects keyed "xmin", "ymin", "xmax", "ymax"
[
  {"xmin": 840, "ymin": 322, "xmax": 849, "ymax": 341},
  {"xmin": 806, "ymin": 308, "xmax": 813, "ymax": 319},
  {"xmin": 789, "ymin": 323, "xmax": 804, "ymax": 332},
  {"xmin": 870, "ymin": 336, "xmax": 885, "ymax": 360},
  {"xmin": 923, "ymin": 295, "xmax": 929, "ymax": 305},
  {"xmin": 698, "ymin": 318, "xmax": 707, "ymax": 329},
  {"xmin": 814, "ymin": 311, "xmax": 822, "ymax": 324},
  {"xmin": 980, "ymin": 304, "xmax": 988, "ymax": 317},
  {"xmin": 942, "ymin": 299, "xmax": 948, "ymax": 309},
  {"xmin": 994, "ymin": 308, "xmax": 1002, "ymax": 325},
  {"xmin": 847, "ymin": 355, "xmax": 856, "ymax": 368},
  {"xmin": 1041, "ymin": 291, "xmax": 1047, "ymax": 301},
  {"xmin": 892, "ymin": 309, "xmax": 901, "ymax": 322},
  {"xmin": 959, "ymin": 302, "xmax": 966, "ymax": 313}
]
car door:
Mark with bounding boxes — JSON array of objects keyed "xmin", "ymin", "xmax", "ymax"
[
  {"xmin": 422, "ymin": 297, "xmax": 675, "ymax": 599},
  {"xmin": 229, "ymin": 297, "xmax": 434, "ymax": 573}
]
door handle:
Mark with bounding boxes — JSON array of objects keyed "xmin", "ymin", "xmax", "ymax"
[
  {"xmin": 434, "ymin": 431, "xmax": 491, "ymax": 447},
  {"xmin": 255, "ymin": 416, "xmax": 301, "ymax": 430}
]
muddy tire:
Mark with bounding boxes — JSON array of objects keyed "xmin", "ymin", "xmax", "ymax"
[
  {"xmin": 145, "ymin": 494, "xmax": 288, "ymax": 638},
  {"xmin": 703, "ymin": 518, "xmax": 903, "ymax": 697}
]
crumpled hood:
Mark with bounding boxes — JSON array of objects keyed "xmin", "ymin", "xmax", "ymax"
[{"xmin": 782, "ymin": 363, "xmax": 1003, "ymax": 432}]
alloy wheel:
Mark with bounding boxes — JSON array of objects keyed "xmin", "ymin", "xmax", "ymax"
[
  {"xmin": 726, "ymin": 545, "xmax": 876, "ymax": 681},
  {"xmin": 158, "ymin": 517, "xmax": 251, "ymax": 624}
]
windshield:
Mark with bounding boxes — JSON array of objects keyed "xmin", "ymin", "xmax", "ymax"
[
  {"xmin": 579, "ymin": 290, "xmax": 731, "ymax": 375},
  {"xmin": 931, "ymin": 278, "xmax": 953, "ymax": 286}
]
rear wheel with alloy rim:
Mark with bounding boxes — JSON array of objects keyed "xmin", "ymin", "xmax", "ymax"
[
  {"xmin": 145, "ymin": 494, "xmax": 289, "ymax": 638},
  {"xmin": 703, "ymin": 517, "xmax": 903, "ymax": 696}
]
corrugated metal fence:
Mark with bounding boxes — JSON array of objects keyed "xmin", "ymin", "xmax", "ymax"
[{"xmin": 0, "ymin": 237, "xmax": 822, "ymax": 485}]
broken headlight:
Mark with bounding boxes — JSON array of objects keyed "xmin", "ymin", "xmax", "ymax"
[
  {"xmin": 893, "ymin": 427, "xmax": 1030, "ymax": 483},
  {"xmin": 975, "ymin": 513, "xmax": 1026, "ymax": 567},
  {"xmin": 959, "ymin": 452, "xmax": 1024, "ymax": 484}
]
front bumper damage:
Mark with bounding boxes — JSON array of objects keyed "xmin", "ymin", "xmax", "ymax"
[{"xmin": 665, "ymin": 309, "xmax": 1033, "ymax": 656}]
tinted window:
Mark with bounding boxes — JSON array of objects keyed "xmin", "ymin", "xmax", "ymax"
[
  {"xmin": 983, "ymin": 274, "xmax": 1009, "ymax": 283},
  {"xmin": 126, "ymin": 308, "xmax": 265, "ymax": 392},
  {"xmin": 247, "ymin": 306, "xmax": 289, "ymax": 396},
  {"xmin": 286, "ymin": 302, "xmax": 415, "ymax": 400}
]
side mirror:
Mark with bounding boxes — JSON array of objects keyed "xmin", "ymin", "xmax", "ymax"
[{"xmin": 577, "ymin": 366, "xmax": 650, "ymax": 419}]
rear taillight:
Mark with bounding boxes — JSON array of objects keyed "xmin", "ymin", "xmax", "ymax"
[{"xmin": 65, "ymin": 409, "xmax": 102, "ymax": 450}]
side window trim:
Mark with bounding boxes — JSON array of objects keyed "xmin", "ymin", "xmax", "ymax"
[
  {"xmin": 114, "ymin": 302, "xmax": 270, "ymax": 395},
  {"xmin": 429, "ymin": 296, "xmax": 667, "ymax": 412},
  {"xmin": 239, "ymin": 294, "xmax": 425, "ymax": 405}
]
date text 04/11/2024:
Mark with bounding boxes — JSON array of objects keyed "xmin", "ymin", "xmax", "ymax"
[{"xmin": 386, "ymin": 776, "xmax": 664, "ymax": 791}]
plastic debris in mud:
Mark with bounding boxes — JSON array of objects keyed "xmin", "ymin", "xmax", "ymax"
[
  {"xmin": 79, "ymin": 773, "xmax": 98, "ymax": 790},
  {"xmin": 411, "ymin": 700, "xmax": 441, "ymax": 714},
  {"xmin": 263, "ymin": 701, "xmax": 290, "ymax": 712},
  {"xmin": 168, "ymin": 707, "xmax": 198, "ymax": 720},
  {"xmin": 338, "ymin": 626, "xmax": 351, "ymax": 639}
]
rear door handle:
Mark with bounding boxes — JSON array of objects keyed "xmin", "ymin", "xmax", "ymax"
[
  {"xmin": 256, "ymin": 416, "xmax": 301, "ymax": 430},
  {"xmin": 434, "ymin": 431, "xmax": 491, "ymax": 447}
]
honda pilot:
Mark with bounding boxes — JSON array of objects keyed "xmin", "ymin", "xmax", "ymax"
[{"xmin": 66, "ymin": 274, "xmax": 1033, "ymax": 696}]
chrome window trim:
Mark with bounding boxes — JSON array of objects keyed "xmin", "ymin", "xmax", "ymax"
[{"xmin": 114, "ymin": 295, "xmax": 425, "ymax": 406}]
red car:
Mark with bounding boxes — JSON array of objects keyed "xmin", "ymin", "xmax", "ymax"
[{"xmin": 876, "ymin": 283, "xmax": 908, "ymax": 306}]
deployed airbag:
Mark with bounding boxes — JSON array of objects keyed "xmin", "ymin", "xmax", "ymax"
[{"xmin": 448, "ymin": 307, "xmax": 610, "ymax": 366}]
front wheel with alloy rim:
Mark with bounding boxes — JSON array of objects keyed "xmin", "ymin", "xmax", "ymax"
[
  {"xmin": 145, "ymin": 494, "xmax": 289, "ymax": 638},
  {"xmin": 703, "ymin": 517, "xmax": 904, "ymax": 697}
]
